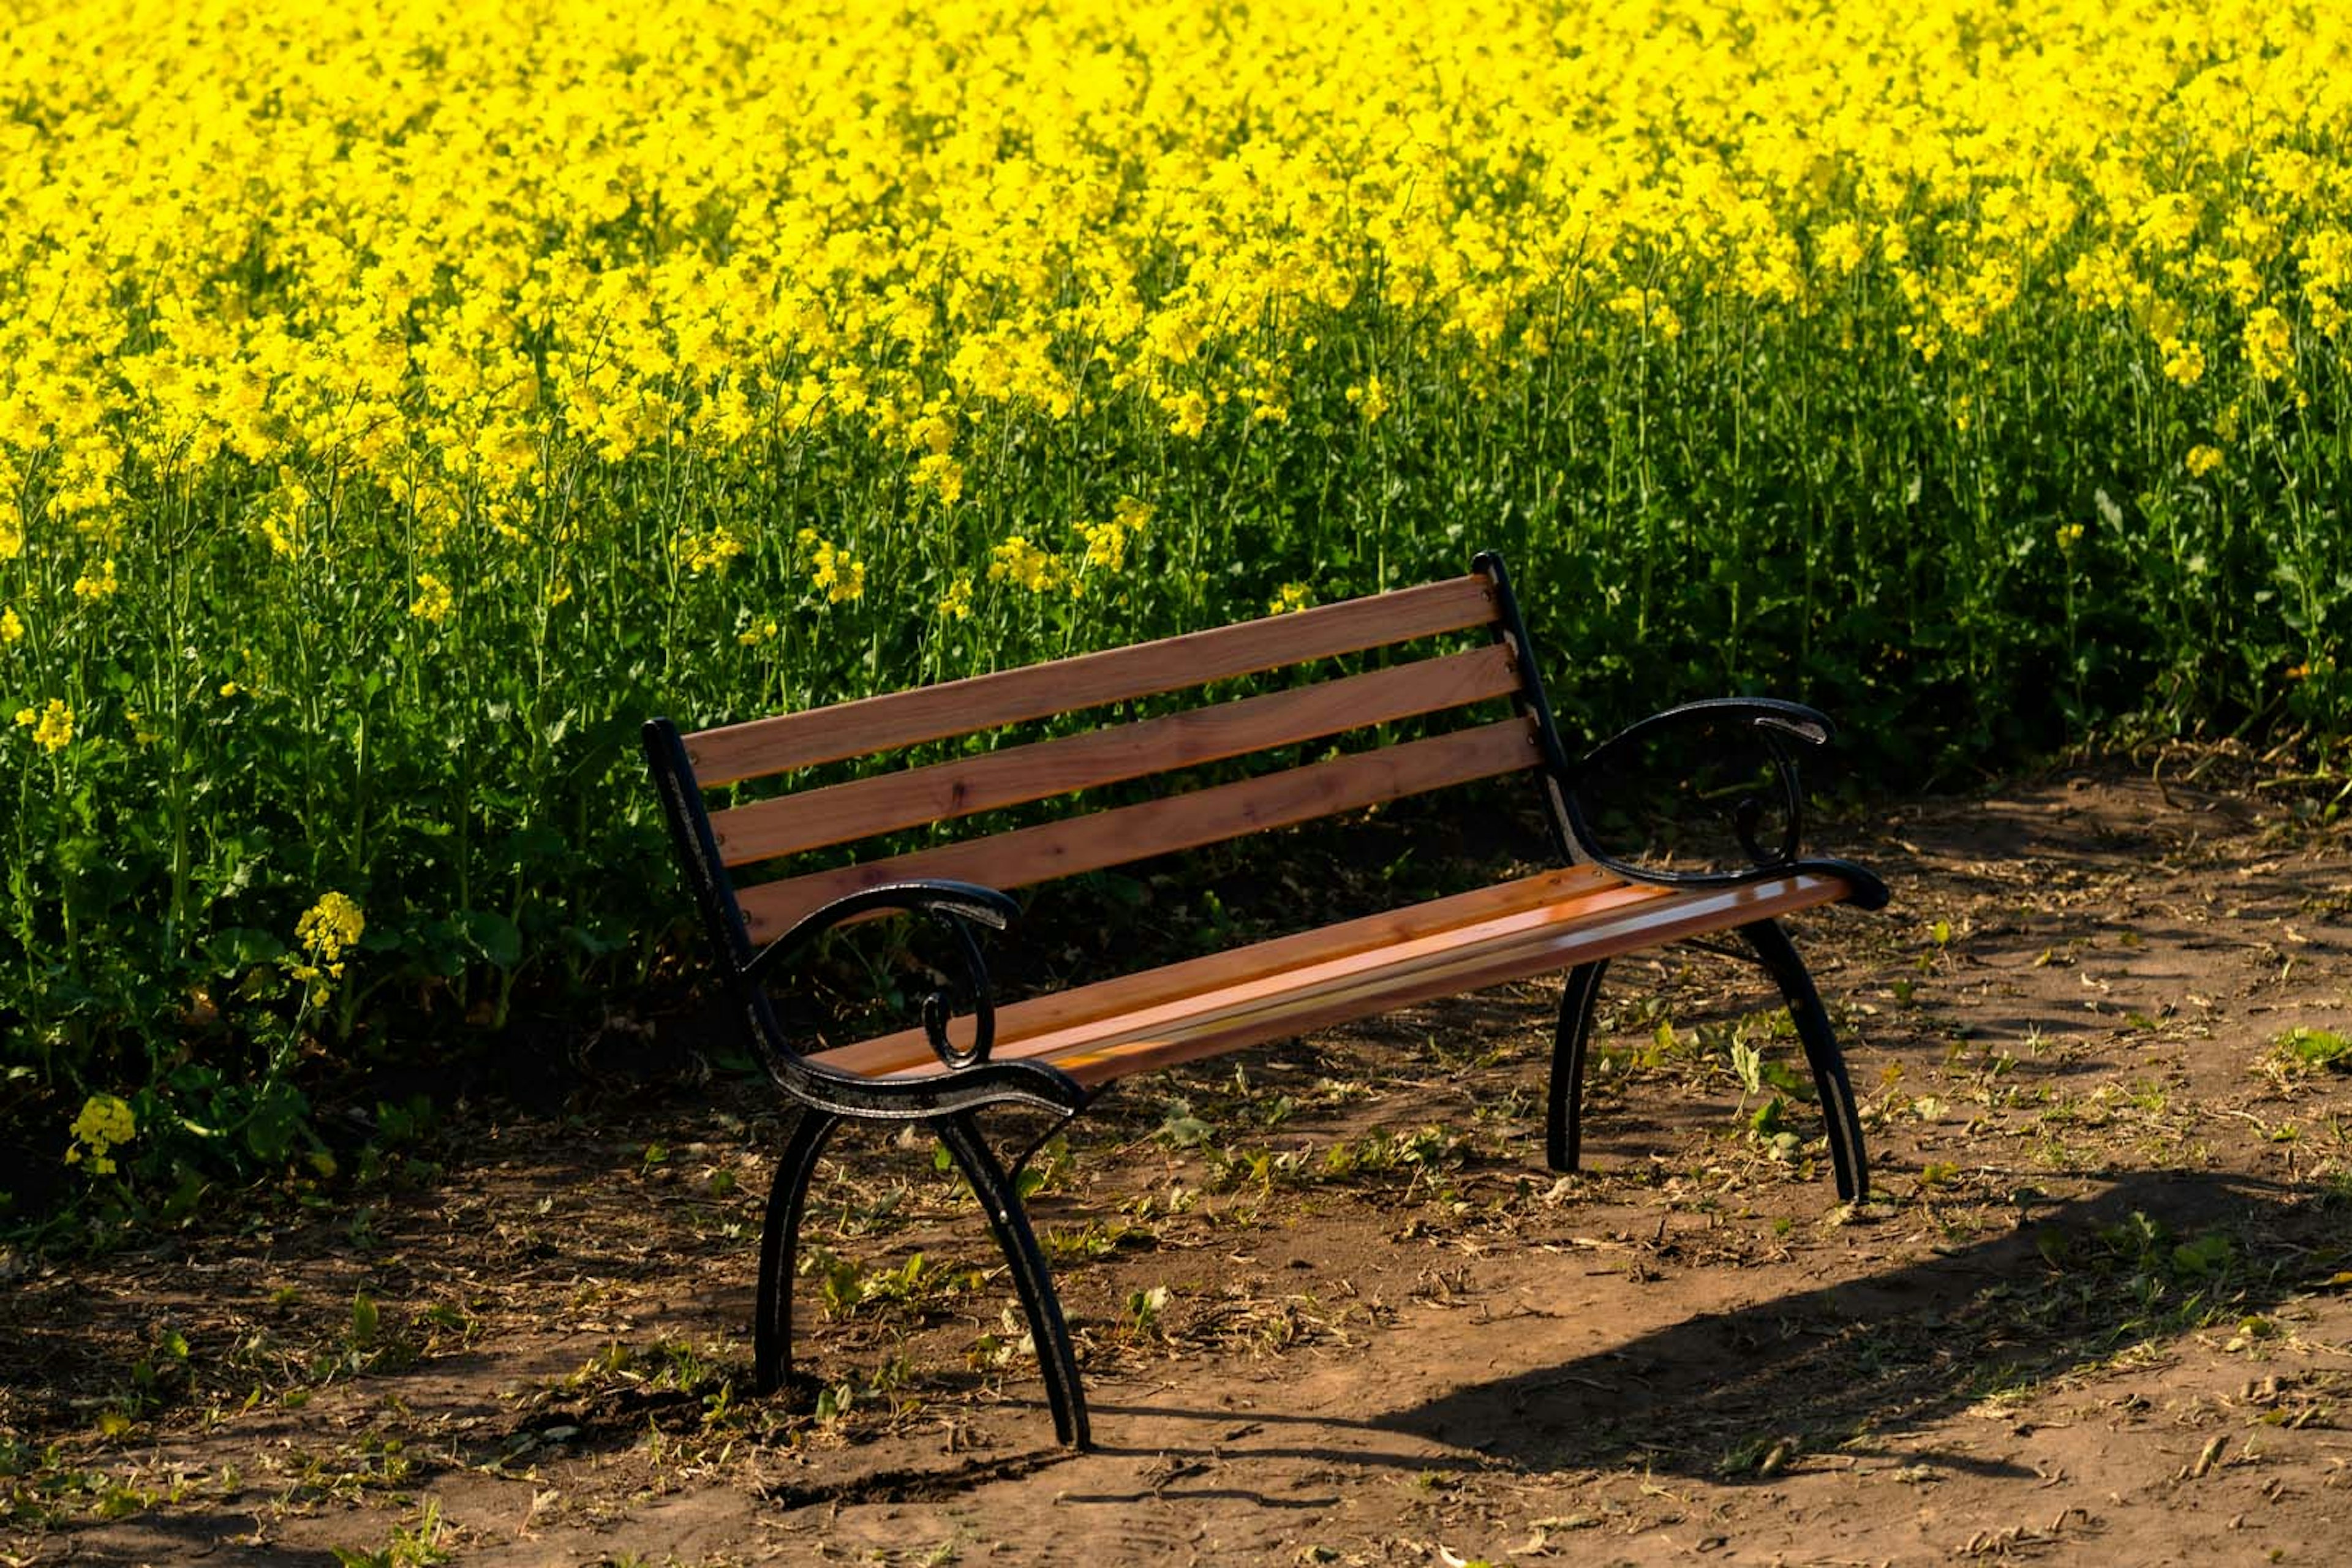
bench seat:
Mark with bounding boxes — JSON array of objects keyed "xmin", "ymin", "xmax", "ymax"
[{"xmin": 815, "ymin": 864, "xmax": 1856, "ymax": 1090}]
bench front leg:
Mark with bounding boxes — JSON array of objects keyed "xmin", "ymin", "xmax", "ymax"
[
  {"xmin": 935, "ymin": 1112, "xmax": 1091, "ymax": 1450},
  {"xmin": 1546, "ymin": 959, "xmax": 1611, "ymax": 1174},
  {"xmin": 1742, "ymin": 918, "xmax": 1869, "ymax": 1203},
  {"xmin": 754, "ymin": 1106, "xmax": 842, "ymax": 1398},
  {"xmin": 1544, "ymin": 927, "xmax": 1870, "ymax": 1203}
]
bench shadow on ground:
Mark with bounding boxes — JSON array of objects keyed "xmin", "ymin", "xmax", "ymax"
[{"xmin": 1080, "ymin": 1169, "xmax": 2340, "ymax": 1488}]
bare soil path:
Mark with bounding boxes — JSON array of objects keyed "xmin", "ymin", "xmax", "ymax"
[{"xmin": 9, "ymin": 757, "xmax": 2352, "ymax": 1566}]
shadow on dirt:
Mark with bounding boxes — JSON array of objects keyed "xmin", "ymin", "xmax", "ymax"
[{"xmin": 1379, "ymin": 1169, "xmax": 2346, "ymax": 1477}]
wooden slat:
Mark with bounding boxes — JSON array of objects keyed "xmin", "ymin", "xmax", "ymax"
[
  {"xmin": 735, "ymin": 717, "xmax": 1541, "ymax": 941},
  {"xmin": 709, "ymin": 643, "xmax": 1524, "ymax": 866},
  {"xmin": 683, "ymin": 575, "xmax": 1501, "ymax": 786},
  {"xmin": 812, "ymin": 864, "xmax": 1627, "ymax": 1077},
  {"xmin": 1047, "ymin": 873, "xmax": 1851, "ymax": 1086},
  {"xmin": 811, "ymin": 872, "xmax": 1854, "ymax": 1087}
]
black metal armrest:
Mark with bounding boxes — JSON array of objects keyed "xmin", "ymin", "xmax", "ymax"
[
  {"xmin": 1561, "ymin": 698, "xmax": 1888, "ymax": 909},
  {"xmin": 741, "ymin": 879, "xmax": 1020, "ymax": 1069}
]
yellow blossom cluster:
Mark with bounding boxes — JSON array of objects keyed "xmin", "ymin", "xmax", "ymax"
[
  {"xmin": 13, "ymin": 698, "xmax": 71, "ymax": 753},
  {"xmin": 674, "ymin": 529, "xmax": 747, "ymax": 578},
  {"xmin": 290, "ymin": 889, "xmax": 366, "ymax": 987},
  {"xmin": 796, "ymin": 529, "xmax": 867, "ymax": 605},
  {"xmin": 71, "ymin": 558, "xmax": 118, "ymax": 601},
  {"xmin": 0, "ymin": 0, "xmax": 2339, "ymax": 589},
  {"xmin": 409, "ymin": 573, "xmax": 456, "ymax": 625},
  {"xmin": 988, "ymin": 536, "xmax": 1065, "ymax": 595},
  {"xmin": 1072, "ymin": 497, "xmax": 1152, "ymax": 586},
  {"xmin": 66, "ymin": 1093, "xmax": 137, "ymax": 1175}
]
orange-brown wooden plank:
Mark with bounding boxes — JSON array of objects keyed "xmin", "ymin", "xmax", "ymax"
[
  {"xmin": 1003, "ymin": 873, "xmax": 1846, "ymax": 1086},
  {"xmin": 809, "ymin": 870, "xmax": 1857, "ymax": 1086},
  {"xmin": 709, "ymin": 643, "xmax": 1525, "ymax": 866},
  {"xmin": 856, "ymin": 876, "xmax": 1667, "ymax": 1079},
  {"xmin": 812, "ymin": 863, "xmax": 1626, "ymax": 1077},
  {"xmin": 734, "ymin": 717, "xmax": 1541, "ymax": 942},
  {"xmin": 682, "ymin": 575, "xmax": 1501, "ymax": 786},
  {"xmin": 1044, "ymin": 873, "xmax": 1854, "ymax": 1085}
]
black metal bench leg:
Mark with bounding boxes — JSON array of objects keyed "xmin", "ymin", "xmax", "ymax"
[
  {"xmin": 755, "ymin": 1106, "xmax": 841, "ymax": 1397},
  {"xmin": 935, "ymin": 1112, "xmax": 1091, "ymax": 1450},
  {"xmin": 1741, "ymin": 918, "xmax": 1869, "ymax": 1203},
  {"xmin": 1546, "ymin": 959, "xmax": 1610, "ymax": 1174}
]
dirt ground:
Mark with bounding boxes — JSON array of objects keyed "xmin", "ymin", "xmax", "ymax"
[{"xmin": 7, "ymin": 753, "xmax": 2352, "ymax": 1567}]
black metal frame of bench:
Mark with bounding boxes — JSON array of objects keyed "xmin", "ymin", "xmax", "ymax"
[{"xmin": 642, "ymin": 552, "xmax": 1888, "ymax": 1450}]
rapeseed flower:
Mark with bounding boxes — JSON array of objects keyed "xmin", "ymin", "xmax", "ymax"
[
  {"xmin": 937, "ymin": 575, "xmax": 974, "ymax": 622},
  {"xmin": 2243, "ymin": 309, "xmax": 2294, "ymax": 381},
  {"xmin": 66, "ymin": 1093, "xmax": 137, "ymax": 1176},
  {"xmin": 15, "ymin": 699, "xmax": 72, "ymax": 753},
  {"xmin": 809, "ymin": 537, "xmax": 866, "ymax": 604},
  {"xmin": 676, "ymin": 530, "xmax": 747, "ymax": 577},
  {"xmin": 72, "ymin": 559, "xmax": 119, "ymax": 601},
  {"xmin": 988, "ymin": 536, "xmax": 1062, "ymax": 594},
  {"xmin": 290, "ymin": 891, "xmax": 366, "ymax": 990},
  {"xmin": 1076, "ymin": 499, "xmax": 1150, "ymax": 573},
  {"xmin": 410, "ymin": 573, "xmax": 456, "ymax": 624},
  {"xmin": 2160, "ymin": 338, "xmax": 2207, "ymax": 386}
]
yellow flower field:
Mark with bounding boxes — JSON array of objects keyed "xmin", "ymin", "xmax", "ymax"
[{"xmin": 2, "ymin": 0, "xmax": 2346, "ymax": 1172}]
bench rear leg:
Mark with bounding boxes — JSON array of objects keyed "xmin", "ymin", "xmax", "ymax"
[
  {"xmin": 935, "ymin": 1112, "xmax": 1091, "ymax": 1450},
  {"xmin": 755, "ymin": 1106, "xmax": 840, "ymax": 1397},
  {"xmin": 1741, "ymin": 918, "xmax": 1869, "ymax": 1203},
  {"xmin": 1545, "ymin": 959, "xmax": 1611, "ymax": 1174}
]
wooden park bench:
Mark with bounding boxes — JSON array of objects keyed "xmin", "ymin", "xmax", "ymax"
[{"xmin": 642, "ymin": 552, "xmax": 1888, "ymax": 1449}]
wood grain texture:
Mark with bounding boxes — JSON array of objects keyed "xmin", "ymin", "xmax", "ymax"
[
  {"xmin": 810, "ymin": 864, "xmax": 1626, "ymax": 1077},
  {"xmin": 811, "ymin": 871, "xmax": 1858, "ymax": 1086},
  {"xmin": 707, "ymin": 643, "xmax": 1523, "ymax": 866},
  {"xmin": 681, "ymin": 574, "xmax": 1500, "ymax": 786},
  {"xmin": 733, "ymin": 717, "xmax": 1541, "ymax": 941}
]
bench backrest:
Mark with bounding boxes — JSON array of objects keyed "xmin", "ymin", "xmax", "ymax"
[{"xmin": 647, "ymin": 555, "xmax": 1577, "ymax": 959}]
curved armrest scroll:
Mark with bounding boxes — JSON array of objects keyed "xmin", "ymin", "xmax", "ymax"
[
  {"xmin": 1562, "ymin": 698, "xmax": 1837, "ymax": 884},
  {"xmin": 741, "ymin": 879, "xmax": 1019, "ymax": 1069}
]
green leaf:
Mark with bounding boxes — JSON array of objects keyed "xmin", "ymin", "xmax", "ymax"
[
  {"xmin": 2172, "ymin": 1232, "xmax": 2234, "ymax": 1280},
  {"xmin": 243, "ymin": 1080, "xmax": 311, "ymax": 1164},
  {"xmin": 1730, "ymin": 1040, "xmax": 1765, "ymax": 1096},
  {"xmin": 350, "ymin": 1290, "xmax": 379, "ymax": 1348},
  {"xmin": 458, "ymin": 909, "xmax": 523, "ymax": 969},
  {"xmin": 208, "ymin": 927, "xmax": 287, "ymax": 968}
]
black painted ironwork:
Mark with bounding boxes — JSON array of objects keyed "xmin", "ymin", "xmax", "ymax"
[
  {"xmin": 749, "ymin": 1106, "xmax": 1093, "ymax": 1444},
  {"xmin": 641, "ymin": 719, "xmax": 1088, "ymax": 1123},
  {"xmin": 1555, "ymin": 696, "xmax": 1891, "ymax": 909},
  {"xmin": 1741, "ymin": 917, "xmax": 1869, "ymax": 1201},
  {"xmin": 937, "ymin": 1112, "xmax": 1091, "ymax": 1447},
  {"xmin": 1471, "ymin": 562, "xmax": 1884, "ymax": 1203},
  {"xmin": 1547, "ymin": 959, "xmax": 1610, "ymax": 1174},
  {"xmin": 644, "ymin": 717, "xmax": 1099, "ymax": 1445},
  {"xmin": 754, "ymin": 1104, "xmax": 841, "ymax": 1397},
  {"xmin": 1473, "ymin": 551, "xmax": 1581, "ymax": 864}
]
